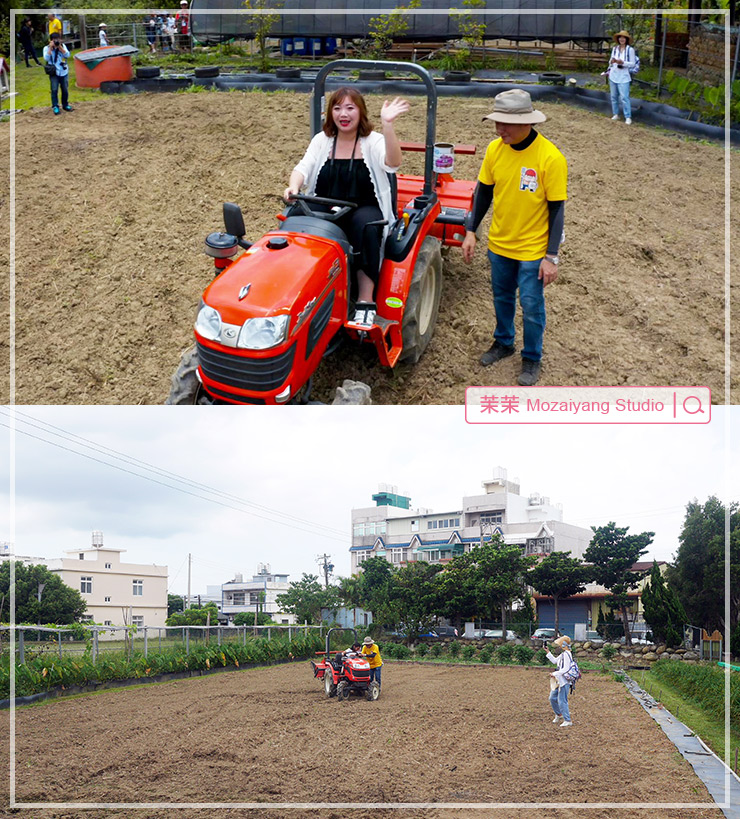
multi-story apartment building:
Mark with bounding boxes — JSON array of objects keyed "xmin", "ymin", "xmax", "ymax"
[
  {"xmin": 46, "ymin": 531, "xmax": 168, "ymax": 628},
  {"xmin": 350, "ymin": 469, "xmax": 592, "ymax": 573},
  {"xmin": 221, "ymin": 564, "xmax": 296, "ymax": 625}
]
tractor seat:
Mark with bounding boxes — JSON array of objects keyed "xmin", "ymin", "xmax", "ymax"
[{"xmin": 279, "ymin": 215, "xmax": 351, "ymax": 257}]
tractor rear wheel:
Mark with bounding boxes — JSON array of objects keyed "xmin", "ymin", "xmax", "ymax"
[
  {"xmin": 365, "ymin": 681, "xmax": 380, "ymax": 701},
  {"xmin": 400, "ymin": 236, "xmax": 443, "ymax": 364},
  {"xmin": 324, "ymin": 668, "xmax": 337, "ymax": 698},
  {"xmin": 336, "ymin": 680, "xmax": 351, "ymax": 701}
]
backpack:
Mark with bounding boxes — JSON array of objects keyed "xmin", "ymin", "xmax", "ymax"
[
  {"xmin": 628, "ymin": 47, "xmax": 640, "ymax": 75},
  {"xmin": 562, "ymin": 656, "xmax": 582, "ymax": 686}
]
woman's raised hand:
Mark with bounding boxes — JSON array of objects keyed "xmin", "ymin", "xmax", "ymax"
[{"xmin": 381, "ymin": 97, "xmax": 410, "ymax": 125}]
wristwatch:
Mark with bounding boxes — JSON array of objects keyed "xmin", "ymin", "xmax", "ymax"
[{"xmin": 546, "ymin": 254, "xmax": 560, "ymax": 265}]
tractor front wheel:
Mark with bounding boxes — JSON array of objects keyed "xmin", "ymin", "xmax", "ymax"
[
  {"xmin": 324, "ymin": 668, "xmax": 337, "ymax": 698},
  {"xmin": 365, "ymin": 681, "xmax": 380, "ymax": 701},
  {"xmin": 400, "ymin": 236, "xmax": 443, "ymax": 364},
  {"xmin": 165, "ymin": 347, "xmax": 210, "ymax": 405},
  {"xmin": 336, "ymin": 680, "xmax": 351, "ymax": 701}
]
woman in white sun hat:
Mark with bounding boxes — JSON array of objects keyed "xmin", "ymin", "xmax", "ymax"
[
  {"xmin": 546, "ymin": 634, "xmax": 575, "ymax": 727},
  {"xmin": 98, "ymin": 23, "xmax": 109, "ymax": 48}
]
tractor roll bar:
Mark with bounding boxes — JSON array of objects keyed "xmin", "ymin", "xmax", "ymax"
[{"xmin": 311, "ymin": 60, "xmax": 437, "ymax": 197}]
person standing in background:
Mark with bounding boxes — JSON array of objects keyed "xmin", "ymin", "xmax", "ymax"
[
  {"xmin": 43, "ymin": 34, "xmax": 72, "ymax": 115},
  {"xmin": 608, "ymin": 31, "xmax": 637, "ymax": 125},
  {"xmin": 47, "ymin": 12, "xmax": 62, "ymax": 40},
  {"xmin": 19, "ymin": 18, "xmax": 42, "ymax": 67},
  {"xmin": 176, "ymin": 0, "xmax": 190, "ymax": 51},
  {"xmin": 98, "ymin": 23, "xmax": 109, "ymax": 48}
]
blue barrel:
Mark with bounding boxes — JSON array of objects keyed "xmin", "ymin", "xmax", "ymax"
[
  {"xmin": 324, "ymin": 36, "xmax": 337, "ymax": 55},
  {"xmin": 308, "ymin": 37, "xmax": 322, "ymax": 56},
  {"xmin": 293, "ymin": 36, "xmax": 307, "ymax": 56},
  {"xmin": 280, "ymin": 38, "xmax": 294, "ymax": 57}
]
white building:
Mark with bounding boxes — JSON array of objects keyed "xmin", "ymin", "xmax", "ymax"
[
  {"xmin": 350, "ymin": 469, "xmax": 592, "ymax": 572},
  {"xmin": 221, "ymin": 564, "xmax": 295, "ymax": 625},
  {"xmin": 46, "ymin": 531, "xmax": 168, "ymax": 629}
]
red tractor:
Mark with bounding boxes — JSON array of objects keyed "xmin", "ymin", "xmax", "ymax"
[
  {"xmin": 167, "ymin": 60, "xmax": 476, "ymax": 404},
  {"xmin": 311, "ymin": 628, "xmax": 379, "ymax": 702}
]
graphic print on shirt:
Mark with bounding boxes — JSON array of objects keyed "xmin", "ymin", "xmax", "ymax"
[{"xmin": 520, "ymin": 167, "xmax": 538, "ymax": 192}]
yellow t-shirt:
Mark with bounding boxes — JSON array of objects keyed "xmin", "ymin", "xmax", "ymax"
[
  {"xmin": 361, "ymin": 643, "xmax": 382, "ymax": 668},
  {"xmin": 49, "ymin": 17, "xmax": 62, "ymax": 37},
  {"xmin": 478, "ymin": 132, "xmax": 567, "ymax": 261}
]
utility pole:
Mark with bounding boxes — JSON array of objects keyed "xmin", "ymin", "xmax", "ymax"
[
  {"xmin": 187, "ymin": 552, "xmax": 192, "ymax": 610},
  {"xmin": 316, "ymin": 554, "xmax": 334, "ymax": 588}
]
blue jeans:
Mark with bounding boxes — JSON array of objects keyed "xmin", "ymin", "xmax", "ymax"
[
  {"xmin": 549, "ymin": 684, "xmax": 571, "ymax": 721},
  {"xmin": 50, "ymin": 74, "xmax": 69, "ymax": 109},
  {"xmin": 609, "ymin": 79, "xmax": 631, "ymax": 119},
  {"xmin": 488, "ymin": 250, "xmax": 546, "ymax": 362},
  {"xmin": 370, "ymin": 666, "xmax": 382, "ymax": 687}
]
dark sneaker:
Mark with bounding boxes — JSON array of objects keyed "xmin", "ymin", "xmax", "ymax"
[
  {"xmin": 518, "ymin": 358, "xmax": 541, "ymax": 386},
  {"xmin": 480, "ymin": 341, "xmax": 515, "ymax": 367},
  {"xmin": 62, "ymin": 104, "xmax": 73, "ymax": 111}
]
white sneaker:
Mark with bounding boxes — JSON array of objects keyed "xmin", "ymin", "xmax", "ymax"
[
  {"xmin": 552, "ymin": 715, "xmax": 560, "ymax": 724},
  {"xmin": 351, "ymin": 307, "xmax": 375, "ymax": 327},
  {"xmin": 611, "ymin": 115, "xmax": 619, "ymax": 121},
  {"xmin": 560, "ymin": 721, "xmax": 572, "ymax": 728},
  {"xmin": 625, "ymin": 117, "xmax": 632, "ymax": 125}
]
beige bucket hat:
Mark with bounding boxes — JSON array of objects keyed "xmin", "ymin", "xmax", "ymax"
[{"xmin": 483, "ymin": 89, "xmax": 547, "ymax": 125}]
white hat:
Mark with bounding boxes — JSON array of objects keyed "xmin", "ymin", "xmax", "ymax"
[
  {"xmin": 483, "ymin": 89, "xmax": 547, "ymax": 125},
  {"xmin": 180, "ymin": 1, "xmax": 188, "ymax": 5},
  {"xmin": 98, "ymin": 22, "xmax": 106, "ymax": 27}
]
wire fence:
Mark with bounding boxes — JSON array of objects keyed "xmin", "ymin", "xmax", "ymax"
[{"xmin": 1, "ymin": 624, "xmax": 323, "ymax": 665}]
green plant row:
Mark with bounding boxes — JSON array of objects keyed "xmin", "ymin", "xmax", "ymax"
[
  {"xmin": 380, "ymin": 640, "xmax": 548, "ymax": 666},
  {"xmin": 650, "ymin": 659, "xmax": 740, "ymax": 724},
  {"xmin": 0, "ymin": 631, "xmax": 323, "ymax": 700}
]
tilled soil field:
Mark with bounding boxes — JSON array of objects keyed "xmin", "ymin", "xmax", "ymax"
[
  {"xmin": 0, "ymin": 89, "xmax": 736, "ymax": 404},
  {"xmin": 0, "ymin": 663, "xmax": 726, "ymax": 819}
]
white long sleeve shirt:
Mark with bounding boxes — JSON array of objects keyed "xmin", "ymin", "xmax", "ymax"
[{"xmin": 546, "ymin": 648, "xmax": 574, "ymax": 688}]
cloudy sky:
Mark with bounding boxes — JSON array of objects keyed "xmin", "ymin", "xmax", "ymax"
[{"xmin": 0, "ymin": 406, "xmax": 735, "ymax": 597}]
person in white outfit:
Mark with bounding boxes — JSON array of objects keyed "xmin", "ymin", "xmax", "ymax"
[
  {"xmin": 98, "ymin": 23, "xmax": 109, "ymax": 47},
  {"xmin": 284, "ymin": 87, "xmax": 409, "ymax": 328},
  {"xmin": 608, "ymin": 30, "xmax": 637, "ymax": 124},
  {"xmin": 547, "ymin": 634, "xmax": 575, "ymax": 727}
]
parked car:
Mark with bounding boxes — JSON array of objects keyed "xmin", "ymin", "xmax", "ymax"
[
  {"xmin": 432, "ymin": 626, "xmax": 459, "ymax": 638},
  {"xmin": 618, "ymin": 634, "xmax": 653, "ymax": 645},
  {"xmin": 584, "ymin": 630, "xmax": 603, "ymax": 642},
  {"xmin": 482, "ymin": 629, "xmax": 518, "ymax": 641},
  {"xmin": 532, "ymin": 628, "xmax": 556, "ymax": 640}
]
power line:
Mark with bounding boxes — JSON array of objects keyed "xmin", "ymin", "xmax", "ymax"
[
  {"xmin": 4, "ymin": 408, "xmax": 346, "ymax": 537},
  {"xmin": 0, "ymin": 413, "xmax": 348, "ymax": 544}
]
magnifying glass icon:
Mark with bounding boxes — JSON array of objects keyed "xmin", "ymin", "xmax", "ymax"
[{"xmin": 682, "ymin": 396, "xmax": 704, "ymax": 414}]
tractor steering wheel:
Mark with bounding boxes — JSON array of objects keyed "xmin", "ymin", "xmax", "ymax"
[{"xmin": 290, "ymin": 193, "xmax": 358, "ymax": 222}]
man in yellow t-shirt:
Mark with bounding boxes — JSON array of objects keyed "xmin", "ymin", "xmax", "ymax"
[
  {"xmin": 47, "ymin": 13, "xmax": 62, "ymax": 40},
  {"xmin": 361, "ymin": 636, "xmax": 383, "ymax": 688},
  {"xmin": 462, "ymin": 89, "xmax": 567, "ymax": 386}
]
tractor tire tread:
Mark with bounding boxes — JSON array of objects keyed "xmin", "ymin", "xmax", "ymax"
[{"xmin": 400, "ymin": 236, "xmax": 443, "ymax": 364}]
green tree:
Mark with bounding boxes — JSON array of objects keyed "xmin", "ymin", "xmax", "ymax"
[
  {"xmin": 233, "ymin": 611, "xmax": 273, "ymax": 626},
  {"xmin": 0, "ymin": 562, "xmax": 87, "ymax": 624},
  {"xmin": 168, "ymin": 594, "xmax": 184, "ymax": 617},
  {"xmin": 641, "ymin": 561, "xmax": 687, "ymax": 647},
  {"xmin": 666, "ymin": 497, "xmax": 739, "ymax": 633},
  {"xmin": 466, "ymin": 536, "xmax": 537, "ymax": 634},
  {"xmin": 276, "ymin": 573, "xmax": 340, "ymax": 625},
  {"xmin": 529, "ymin": 551, "xmax": 591, "ymax": 638},
  {"xmin": 457, "ymin": 0, "xmax": 487, "ymax": 69},
  {"xmin": 584, "ymin": 522, "xmax": 653, "ymax": 646},
  {"xmin": 366, "ymin": 0, "xmax": 421, "ymax": 59},
  {"xmin": 243, "ymin": 0, "xmax": 283, "ymax": 73},
  {"xmin": 437, "ymin": 550, "xmax": 479, "ymax": 629},
  {"xmin": 357, "ymin": 556, "xmax": 397, "ymax": 624},
  {"xmin": 166, "ymin": 604, "xmax": 218, "ymax": 626},
  {"xmin": 338, "ymin": 575, "xmax": 364, "ymax": 628},
  {"xmin": 388, "ymin": 561, "xmax": 444, "ymax": 642}
]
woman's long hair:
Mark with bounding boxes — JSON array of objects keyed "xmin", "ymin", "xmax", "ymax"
[{"xmin": 322, "ymin": 87, "xmax": 373, "ymax": 138}]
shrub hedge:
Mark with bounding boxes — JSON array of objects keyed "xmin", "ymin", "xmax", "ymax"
[
  {"xmin": 651, "ymin": 659, "xmax": 740, "ymax": 725},
  {"xmin": 1, "ymin": 631, "xmax": 323, "ymax": 700}
]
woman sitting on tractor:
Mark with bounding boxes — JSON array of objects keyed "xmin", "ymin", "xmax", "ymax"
[{"xmin": 284, "ymin": 88, "xmax": 410, "ymax": 328}]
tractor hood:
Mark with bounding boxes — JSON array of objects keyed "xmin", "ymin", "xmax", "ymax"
[{"xmin": 202, "ymin": 231, "xmax": 346, "ymax": 329}]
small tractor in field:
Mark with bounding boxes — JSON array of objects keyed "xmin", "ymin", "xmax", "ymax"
[
  {"xmin": 311, "ymin": 628, "xmax": 379, "ymax": 702},
  {"xmin": 166, "ymin": 59, "xmax": 476, "ymax": 405}
]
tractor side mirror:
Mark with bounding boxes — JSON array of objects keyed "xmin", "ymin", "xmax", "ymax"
[{"xmin": 223, "ymin": 203, "xmax": 246, "ymax": 238}]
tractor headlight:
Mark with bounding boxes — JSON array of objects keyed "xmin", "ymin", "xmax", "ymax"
[
  {"xmin": 195, "ymin": 304, "xmax": 222, "ymax": 341},
  {"xmin": 237, "ymin": 315, "xmax": 290, "ymax": 350}
]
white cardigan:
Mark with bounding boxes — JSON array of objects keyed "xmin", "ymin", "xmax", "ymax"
[{"xmin": 293, "ymin": 130, "xmax": 400, "ymax": 228}]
